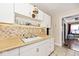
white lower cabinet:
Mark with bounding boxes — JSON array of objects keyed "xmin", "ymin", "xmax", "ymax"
[
  {"xmin": 20, "ymin": 47, "xmax": 37, "ymax": 56},
  {"xmin": 1, "ymin": 48, "xmax": 19, "ymax": 56},
  {"xmin": 20, "ymin": 39, "xmax": 54, "ymax": 56},
  {"xmin": 0, "ymin": 39, "xmax": 54, "ymax": 56},
  {"xmin": 37, "ymin": 38, "xmax": 54, "ymax": 56},
  {"xmin": 37, "ymin": 41, "xmax": 50, "ymax": 56},
  {"xmin": 20, "ymin": 43, "xmax": 38, "ymax": 56}
]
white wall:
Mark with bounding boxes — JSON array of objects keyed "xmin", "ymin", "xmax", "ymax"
[
  {"xmin": 52, "ymin": 8, "xmax": 79, "ymax": 46},
  {"xmin": 0, "ymin": 4, "xmax": 14, "ymax": 23}
]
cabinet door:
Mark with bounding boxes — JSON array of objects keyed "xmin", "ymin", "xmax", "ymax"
[
  {"xmin": 20, "ymin": 43, "xmax": 38, "ymax": 56},
  {"xmin": 20, "ymin": 47, "xmax": 37, "ymax": 56},
  {"xmin": 44, "ymin": 39, "xmax": 51, "ymax": 55},
  {"xmin": 0, "ymin": 3, "xmax": 14, "ymax": 23},
  {"xmin": 37, "ymin": 10, "xmax": 44, "ymax": 21},
  {"xmin": 47, "ymin": 15, "xmax": 51, "ymax": 28},
  {"xmin": 20, "ymin": 39, "xmax": 53, "ymax": 56},
  {"xmin": 15, "ymin": 3, "xmax": 33, "ymax": 17},
  {"xmin": 38, "ymin": 42, "xmax": 50, "ymax": 56},
  {"xmin": 37, "ymin": 39, "xmax": 51, "ymax": 56},
  {"xmin": 2, "ymin": 48, "xmax": 19, "ymax": 56},
  {"xmin": 42, "ymin": 13, "xmax": 51, "ymax": 28},
  {"xmin": 40, "ymin": 39, "xmax": 54, "ymax": 55},
  {"xmin": 40, "ymin": 12, "xmax": 45, "ymax": 27}
]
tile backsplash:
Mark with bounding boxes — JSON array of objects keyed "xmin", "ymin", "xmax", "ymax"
[{"xmin": 0, "ymin": 23, "xmax": 46, "ymax": 40}]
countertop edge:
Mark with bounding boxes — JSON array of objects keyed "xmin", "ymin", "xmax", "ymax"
[{"xmin": 0, "ymin": 36, "xmax": 51, "ymax": 53}]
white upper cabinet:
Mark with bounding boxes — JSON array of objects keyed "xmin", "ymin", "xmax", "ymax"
[
  {"xmin": 15, "ymin": 3, "xmax": 33, "ymax": 18},
  {"xmin": 15, "ymin": 3, "xmax": 51, "ymax": 28},
  {"xmin": 0, "ymin": 4, "xmax": 14, "ymax": 23},
  {"xmin": 37, "ymin": 9, "xmax": 44, "ymax": 21},
  {"xmin": 0, "ymin": 3, "xmax": 51, "ymax": 27},
  {"xmin": 46, "ymin": 15, "xmax": 51, "ymax": 28},
  {"xmin": 40, "ymin": 13, "xmax": 51, "ymax": 28},
  {"xmin": 44, "ymin": 13, "xmax": 51, "ymax": 28}
]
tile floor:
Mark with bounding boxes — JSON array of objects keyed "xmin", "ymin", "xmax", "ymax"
[{"xmin": 50, "ymin": 45, "xmax": 79, "ymax": 56}]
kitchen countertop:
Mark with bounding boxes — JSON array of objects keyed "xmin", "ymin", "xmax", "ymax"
[
  {"xmin": 0, "ymin": 35, "xmax": 24, "ymax": 52},
  {"xmin": 0, "ymin": 22, "xmax": 50, "ymax": 53},
  {"xmin": 0, "ymin": 35, "xmax": 49, "ymax": 53}
]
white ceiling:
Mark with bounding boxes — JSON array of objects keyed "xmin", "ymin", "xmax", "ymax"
[{"xmin": 32, "ymin": 3, "xmax": 79, "ymax": 16}]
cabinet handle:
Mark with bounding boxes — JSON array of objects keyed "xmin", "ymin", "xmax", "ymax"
[{"xmin": 36, "ymin": 48, "xmax": 39, "ymax": 52}]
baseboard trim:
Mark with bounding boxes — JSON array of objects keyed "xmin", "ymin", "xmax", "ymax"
[{"xmin": 55, "ymin": 42, "xmax": 62, "ymax": 47}]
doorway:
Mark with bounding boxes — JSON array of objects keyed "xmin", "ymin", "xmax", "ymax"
[{"xmin": 62, "ymin": 15, "xmax": 79, "ymax": 51}]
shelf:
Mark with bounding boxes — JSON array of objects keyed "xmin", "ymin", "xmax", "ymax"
[{"xmin": 15, "ymin": 12, "xmax": 41, "ymax": 22}]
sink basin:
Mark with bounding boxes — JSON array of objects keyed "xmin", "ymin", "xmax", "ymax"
[{"xmin": 22, "ymin": 37, "xmax": 42, "ymax": 42}]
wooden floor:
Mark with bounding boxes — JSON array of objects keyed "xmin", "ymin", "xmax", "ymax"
[
  {"xmin": 71, "ymin": 40, "xmax": 79, "ymax": 51},
  {"xmin": 64, "ymin": 39, "xmax": 79, "ymax": 50}
]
